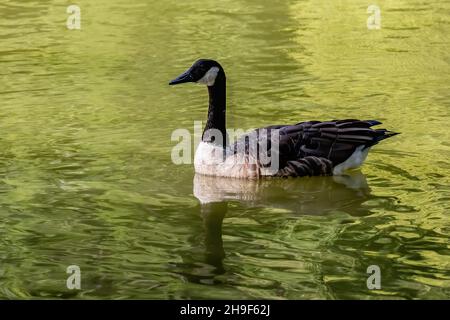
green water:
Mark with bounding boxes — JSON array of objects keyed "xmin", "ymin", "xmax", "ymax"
[{"xmin": 0, "ymin": 0, "xmax": 449, "ymax": 299}]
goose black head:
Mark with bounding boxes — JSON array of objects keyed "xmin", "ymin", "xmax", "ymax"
[{"xmin": 169, "ymin": 59, "xmax": 224, "ymax": 87}]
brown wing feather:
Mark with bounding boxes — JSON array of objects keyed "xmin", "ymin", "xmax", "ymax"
[
  {"xmin": 231, "ymin": 119, "xmax": 398, "ymax": 177},
  {"xmin": 278, "ymin": 119, "xmax": 398, "ymax": 168}
]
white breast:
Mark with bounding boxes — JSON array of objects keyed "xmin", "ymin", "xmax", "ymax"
[{"xmin": 194, "ymin": 142, "xmax": 263, "ymax": 179}]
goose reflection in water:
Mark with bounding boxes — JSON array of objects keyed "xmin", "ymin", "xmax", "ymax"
[{"xmin": 192, "ymin": 171, "xmax": 374, "ymax": 277}]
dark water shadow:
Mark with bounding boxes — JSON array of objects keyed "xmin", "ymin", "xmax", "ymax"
[{"xmin": 191, "ymin": 172, "xmax": 376, "ymax": 277}]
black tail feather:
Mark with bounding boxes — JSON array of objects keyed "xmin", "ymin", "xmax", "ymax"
[{"xmin": 367, "ymin": 124, "xmax": 400, "ymax": 148}]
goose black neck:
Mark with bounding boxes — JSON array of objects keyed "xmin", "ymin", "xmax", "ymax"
[{"xmin": 202, "ymin": 72, "xmax": 226, "ymax": 147}]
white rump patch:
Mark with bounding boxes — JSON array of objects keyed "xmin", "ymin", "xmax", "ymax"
[
  {"xmin": 333, "ymin": 145, "xmax": 370, "ymax": 175},
  {"xmin": 197, "ymin": 67, "xmax": 220, "ymax": 86}
]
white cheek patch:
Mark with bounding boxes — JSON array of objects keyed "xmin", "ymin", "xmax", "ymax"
[{"xmin": 197, "ymin": 67, "xmax": 220, "ymax": 86}]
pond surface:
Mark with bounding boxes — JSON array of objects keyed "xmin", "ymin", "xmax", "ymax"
[{"xmin": 0, "ymin": 0, "xmax": 449, "ymax": 299}]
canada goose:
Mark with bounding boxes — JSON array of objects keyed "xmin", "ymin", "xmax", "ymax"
[{"xmin": 169, "ymin": 59, "xmax": 398, "ymax": 179}]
